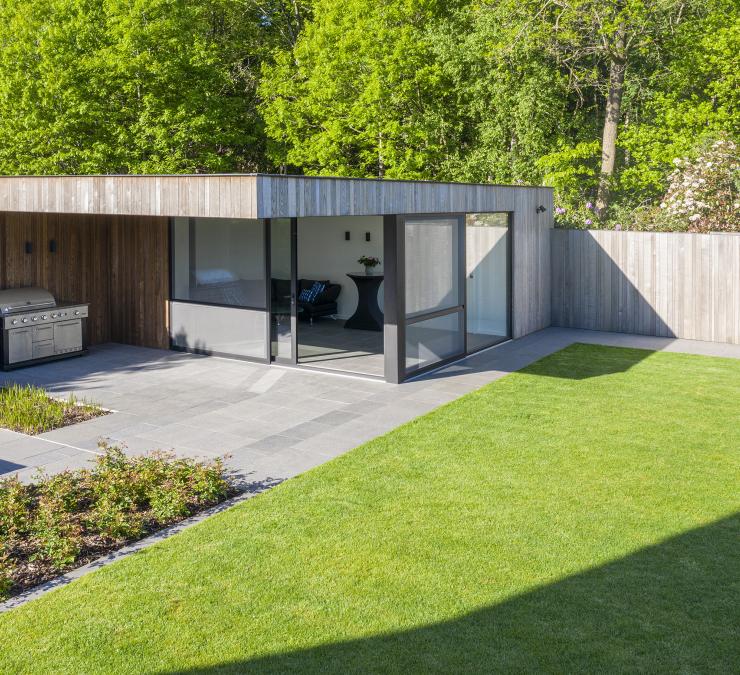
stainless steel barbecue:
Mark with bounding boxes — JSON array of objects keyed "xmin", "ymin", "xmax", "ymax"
[{"xmin": 0, "ymin": 287, "xmax": 88, "ymax": 369}]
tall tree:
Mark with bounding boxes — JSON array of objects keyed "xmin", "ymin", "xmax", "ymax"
[
  {"xmin": 259, "ymin": 0, "xmax": 466, "ymax": 178},
  {"xmin": 0, "ymin": 0, "xmax": 300, "ymax": 174}
]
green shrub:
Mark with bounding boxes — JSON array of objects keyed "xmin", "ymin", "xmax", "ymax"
[
  {"xmin": 0, "ymin": 476, "xmax": 31, "ymax": 541},
  {"xmin": 0, "ymin": 443, "xmax": 232, "ymax": 600},
  {"xmin": 0, "ymin": 547, "xmax": 12, "ymax": 599}
]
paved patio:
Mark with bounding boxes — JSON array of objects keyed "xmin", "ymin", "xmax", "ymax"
[{"xmin": 2, "ymin": 328, "xmax": 739, "ymax": 485}]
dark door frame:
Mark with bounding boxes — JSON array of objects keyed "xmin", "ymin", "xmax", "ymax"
[
  {"xmin": 384, "ymin": 211, "xmax": 513, "ymax": 383},
  {"xmin": 267, "ymin": 217, "xmax": 298, "ymax": 365}
]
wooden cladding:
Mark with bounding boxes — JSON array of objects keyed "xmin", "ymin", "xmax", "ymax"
[
  {"xmin": 0, "ymin": 175, "xmax": 258, "ymax": 220},
  {"xmin": 551, "ymin": 229, "xmax": 740, "ymax": 344},
  {"xmin": 0, "ymin": 212, "xmax": 169, "ymax": 349},
  {"xmin": 0, "ymin": 174, "xmax": 553, "ymax": 221}
]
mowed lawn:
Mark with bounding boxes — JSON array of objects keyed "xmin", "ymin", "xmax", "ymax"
[{"xmin": 1, "ymin": 344, "xmax": 738, "ymax": 673}]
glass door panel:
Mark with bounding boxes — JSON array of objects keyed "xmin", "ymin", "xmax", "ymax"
[
  {"xmin": 465, "ymin": 213, "xmax": 510, "ymax": 351},
  {"xmin": 403, "ymin": 215, "xmax": 465, "ymax": 374},
  {"xmin": 270, "ymin": 218, "xmax": 295, "ymax": 361}
]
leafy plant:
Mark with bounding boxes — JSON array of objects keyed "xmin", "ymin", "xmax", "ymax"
[
  {"xmin": 0, "ymin": 383, "xmax": 104, "ymax": 435},
  {"xmin": 0, "ymin": 444, "xmax": 232, "ymax": 600},
  {"xmin": 358, "ymin": 255, "xmax": 380, "ymax": 268}
]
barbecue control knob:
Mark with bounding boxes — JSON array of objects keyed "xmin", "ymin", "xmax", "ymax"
[
  {"xmin": 11, "ymin": 319, "xmax": 17, "ymax": 325},
  {"xmin": 51, "ymin": 313, "xmax": 57, "ymax": 318},
  {"xmin": 32, "ymin": 316, "xmax": 38, "ymax": 321},
  {"xmin": 74, "ymin": 311, "xmax": 80, "ymax": 316},
  {"xmin": 41, "ymin": 315, "xmax": 47, "ymax": 320},
  {"xmin": 21, "ymin": 318, "xmax": 28, "ymax": 323}
]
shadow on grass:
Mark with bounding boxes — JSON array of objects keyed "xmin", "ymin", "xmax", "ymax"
[
  {"xmin": 521, "ymin": 342, "xmax": 658, "ymax": 380},
  {"xmin": 173, "ymin": 513, "xmax": 739, "ymax": 673},
  {"xmin": 422, "ymin": 341, "xmax": 659, "ymax": 383}
]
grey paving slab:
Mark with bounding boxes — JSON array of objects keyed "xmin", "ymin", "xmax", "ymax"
[{"xmin": 2, "ymin": 329, "xmax": 739, "ymax": 481}]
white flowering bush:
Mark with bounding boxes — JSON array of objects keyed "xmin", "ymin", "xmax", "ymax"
[{"xmin": 655, "ymin": 138, "xmax": 739, "ymax": 232}]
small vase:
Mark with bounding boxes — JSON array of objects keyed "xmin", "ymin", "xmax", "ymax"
[{"xmin": 364, "ymin": 266, "xmax": 373, "ymax": 276}]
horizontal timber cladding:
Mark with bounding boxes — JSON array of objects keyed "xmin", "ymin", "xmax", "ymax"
[
  {"xmin": 551, "ymin": 229, "xmax": 740, "ymax": 344},
  {"xmin": 0, "ymin": 175, "xmax": 258, "ymax": 219},
  {"xmin": 0, "ymin": 211, "xmax": 169, "ymax": 349}
]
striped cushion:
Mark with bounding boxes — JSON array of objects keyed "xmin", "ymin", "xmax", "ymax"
[{"xmin": 298, "ymin": 281, "xmax": 326, "ymax": 303}]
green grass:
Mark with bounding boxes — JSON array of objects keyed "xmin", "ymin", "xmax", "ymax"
[
  {"xmin": 0, "ymin": 383, "xmax": 104, "ymax": 434},
  {"xmin": 0, "ymin": 344, "xmax": 738, "ymax": 673}
]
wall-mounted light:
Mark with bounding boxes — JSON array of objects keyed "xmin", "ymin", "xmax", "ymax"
[
  {"xmin": 536, "ymin": 205, "xmax": 547, "ymax": 214},
  {"xmin": 25, "ymin": 241, "xmax": 33, "ymax": 254},
  {"xmin": 49, "ymin": 239, "xmax": 57, "ymax": 253},
  {"xmin": 344, "ymin": 231, "xmax": 351, "ymax": 241},
  {"xmin": 365, "ymin": 232, "xmax": 371, "ymax": 242}
]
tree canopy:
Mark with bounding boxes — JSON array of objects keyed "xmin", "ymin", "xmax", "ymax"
[{"xmin": 0, "ymin": 0, "xmax": 736, "ymax": 228}]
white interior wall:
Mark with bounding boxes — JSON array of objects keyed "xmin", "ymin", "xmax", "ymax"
[
  {"xmin": 297, "ymin": 216, "xmax": 384, "ymax": 319},
  {"xmin": 194, "ymin": 218, "xmax": 264, "ymax": 282},
  {"xmin": 466, "ymin": 220, "xmax": 508, "ymax": 335}
]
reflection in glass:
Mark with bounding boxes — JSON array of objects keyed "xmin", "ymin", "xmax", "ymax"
[
  {"xmin": 404, "ymin": 217, "xmax": 461, "ymax": 318},
  {"xmin": 172, "ymin": 217, "xmax": 266, "ymax": 308},
  {"xmin": 406, "ymin": 311, "xmax": 464, "ymax": 372},
  {"xmin": 270, "ymin": 218, "xmax": 293, "ymax": 360},
  {"xmin": 466, "ymin": 213, "xmax": 510, "ymax": 351}
]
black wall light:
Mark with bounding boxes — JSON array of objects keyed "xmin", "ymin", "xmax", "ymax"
[
  {"xmin": 345, "ymin": 231, "xmax": 351, "ymax": 241},
  {"xmin": 536, "ymin": 205, "xmax": 547, "ymax": 213},
  {"xmin": 49, "ymin": 239, "xmax": 57, "ymax": 253},
  {"xmin": 25, "ymin": 241, "xmax": 33, "ymax": 254},
  {"xmin": 365, "ymin": 232, "xmax": 371, "ymax": 242}
]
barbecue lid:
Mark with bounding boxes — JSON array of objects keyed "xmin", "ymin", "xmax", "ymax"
[{"xmin": 0, "ymin": 287, "xmax": 56, "ymax": 315}]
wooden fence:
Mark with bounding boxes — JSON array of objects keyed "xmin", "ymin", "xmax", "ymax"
[{"xmin": 551, "ymin": 229, "xmax": 740, "ymax": 344}]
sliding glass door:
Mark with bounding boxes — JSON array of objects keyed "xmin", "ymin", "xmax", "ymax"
[
  {"xmin": 403, "ymin": 215, "xmax": 466, "ymax": 374},
  {"xmin": 465, "ymin": 213, "xmax": 511, "ymax": 351}
]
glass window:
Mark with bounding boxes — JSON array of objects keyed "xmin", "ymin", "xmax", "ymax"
[
  {"xmin": 172, "ymin": 217, "xmax": 266, "ymax": 308},
  {"xmin": 170, "ymin": 302, "xmax": 267, "ymax": 360},
  {"xmin": 404, "ymin": 217, "xmax": 461, "ymax": 318},
  {"xmin": 406, "ymin": 311, "xmax": 464, "ymax": 372},
  {"xmin": 466, "ymin": 213, "xmax": 510, "ymax": 351}
]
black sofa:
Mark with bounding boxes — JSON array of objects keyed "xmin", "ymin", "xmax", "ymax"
[{"xmin": 297, "ymin": 278, "xmax": 341, "ymax": 322}]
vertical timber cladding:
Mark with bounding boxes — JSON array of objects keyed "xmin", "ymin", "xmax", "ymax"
[
  {"xmin": 0, "ymin": 211, "xmax": 169, "ymax": 349},
  {"xmin": 511, "ymin": 186, "xmax": 553, "ymax": 338},
  {"xmin": 108, "ymin": 215, "xmax": 170, "ymax": 349},
  {"xmin": 551, "ymin": 229, "xmax": 740, "ymax": 344}
]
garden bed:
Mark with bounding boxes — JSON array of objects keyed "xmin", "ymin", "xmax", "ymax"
[
  {"xmin": 0, "ymin": 444, "xmax": 235, "ymax": 600},
  {"xmin": 0, "ymin": 383, "xmax": 107, "ymax": 434}
]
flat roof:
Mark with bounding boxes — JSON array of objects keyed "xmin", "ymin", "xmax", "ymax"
[{"xmin": 0, "ymin": 174, "xmax": 552, "ymax": 220}]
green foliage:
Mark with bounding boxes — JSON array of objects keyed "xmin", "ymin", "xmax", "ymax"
[
  {"xmin": 0, "ymin": 383, "xmax": 103, "ymax": 435},
  {"xmin": 261, "ymin": 0, "xmax": 738, "ymax": 228},
  {"xmin": 0, "ymin": 0, "xmax": 736, "ymax": 227},
  {"xmin": 0, "ymin": 0, "xmax": 300, "ymax": 174},
  {"xmin": 260, "ymin": 0, "xmax": 469, "ymax": 178},
  {"xmin": 0, "ymin": 444, "xmax": 231, "ymax": 600}
]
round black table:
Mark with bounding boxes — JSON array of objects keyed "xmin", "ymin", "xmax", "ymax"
[{"xmin": 345, "ymin": 274, "xmax": 384, "ymax": 331}]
